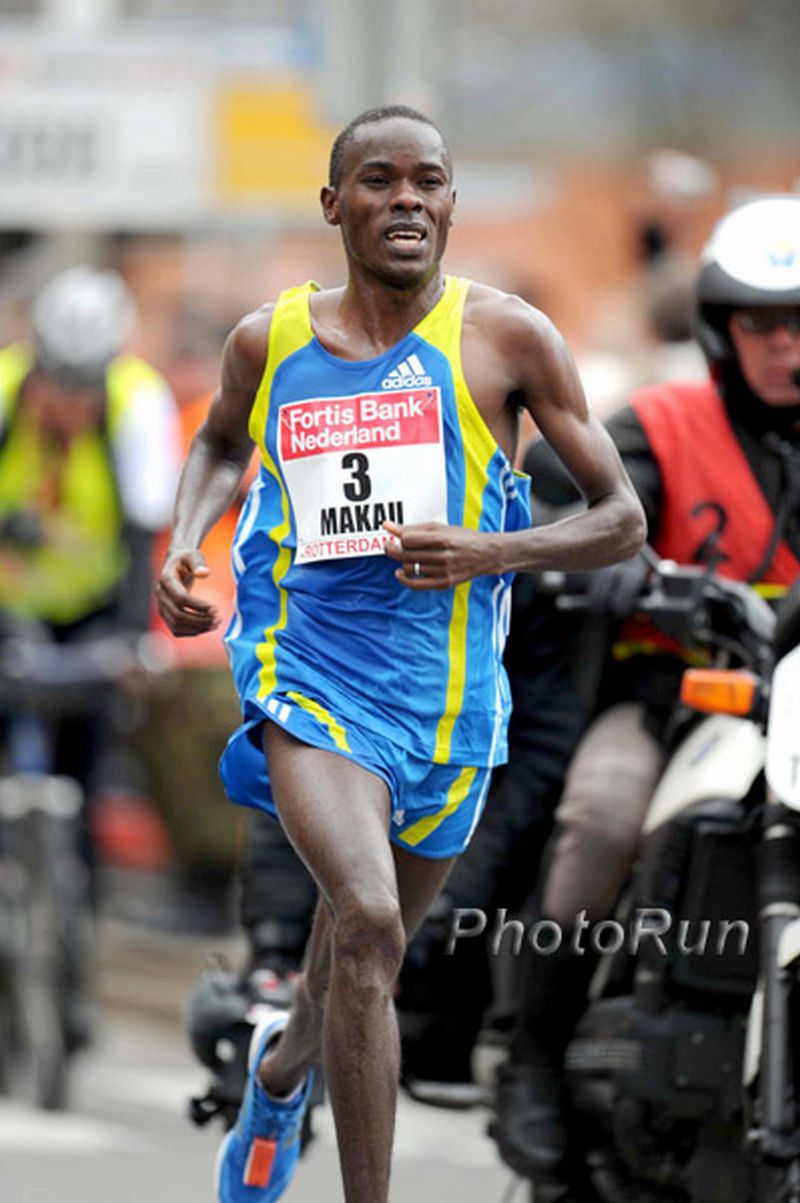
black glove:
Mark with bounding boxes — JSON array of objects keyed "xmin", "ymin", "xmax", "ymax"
[
  {"xmin": 586, "ymin": 554, "xmax": 651, "ymax": 619},
  {"xmin": 0, "ymin": 509, "xmax": 45, "ymax": 548}
]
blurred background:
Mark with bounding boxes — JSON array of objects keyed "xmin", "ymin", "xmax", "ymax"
[
  {"xmin": 0, "ymin": 2, "xmax": 797, "ymax": 1201},
  {"xmin": 2, "ymin": 0, "xmax": 798, "ymax": 364}
]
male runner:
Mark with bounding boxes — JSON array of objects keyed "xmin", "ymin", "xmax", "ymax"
[{"xmin": 156, "ymin": 105, "xmax": 645, "ymax": 1203}]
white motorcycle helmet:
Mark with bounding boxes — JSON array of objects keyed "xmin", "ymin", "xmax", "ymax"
[
  {"xmin": 693, "ymin": 195, "xmax": 800, "ymax": 366},
  {"xmin": 31, "ymin": 266, "xmax": 136, "ymax": 390}
]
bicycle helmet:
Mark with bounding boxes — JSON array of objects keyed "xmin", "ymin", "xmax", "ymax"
[
  {"xmin": 30, "ymin": 266, "xmax": 136, "ymax": 389},
  {"xmin": 693, "ymin": 195, "xmax": 800, "ymax": 365}
]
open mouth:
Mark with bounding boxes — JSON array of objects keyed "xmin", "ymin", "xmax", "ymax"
[{"xmin": 385, "ymin": 226, "xmax": 426, "ymax": 249}]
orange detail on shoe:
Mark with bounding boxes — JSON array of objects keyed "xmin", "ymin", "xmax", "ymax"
[{"xmin": 244, "ymin": 1137, "xmax": 278, "ymax": 1187}]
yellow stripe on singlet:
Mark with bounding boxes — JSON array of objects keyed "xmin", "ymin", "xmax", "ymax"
[
  {"xmin": 397, "ymin": 766, "xmax": 478, "ymax": 847},
  {"xmin": 415, "ymin": 277, "xmax": 498, "ymax": 763},
  {"xmin": 286, "ymin": 690, "xmax": 352, "ymax": 752},
  {"xmin": 254, "ymin": 283, "xmax": 318, "ymax": 700}
]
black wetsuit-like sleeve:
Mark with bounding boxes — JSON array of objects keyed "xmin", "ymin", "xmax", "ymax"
[
  {"xmin": 522, "ymin": 404, "xmax": 662, "ymax": 542},
  {"xmin": 603, "ymin": 405, "xmax": 662, "ymax": 542},
  {"xmin": 239, "ymin": 812, "xmax": 316, "ymax": 969},
  {"xmin": 115, "ymin": 524, "xmax": 157, "ymax": 633},
  {"xmin": 730, "ymin": 418, "xmax": 800, "ymax": 562}
]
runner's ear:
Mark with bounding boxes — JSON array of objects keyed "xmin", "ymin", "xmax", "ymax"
[{"xmin": 321, "ymin": 186, "xmax": 341, "ymax": 226}]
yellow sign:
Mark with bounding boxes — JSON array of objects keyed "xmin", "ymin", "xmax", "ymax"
[{"xmin": 214, "ymin": 81, "xmax": 334, "ymax": 212}]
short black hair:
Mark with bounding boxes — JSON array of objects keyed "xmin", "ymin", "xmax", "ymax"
[{"xmin": 328, "ymin": 105, "xmax": 452, "ymax": 189}]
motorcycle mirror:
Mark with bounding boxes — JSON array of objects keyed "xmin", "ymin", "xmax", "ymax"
[{"xmin": 680, "ymin": 668, "xmax": 760, "ymax": 716}]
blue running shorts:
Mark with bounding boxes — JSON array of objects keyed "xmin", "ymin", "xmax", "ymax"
[{"xmin": 219, "ymin": 691, "xmax": 493, "ymax": 860}]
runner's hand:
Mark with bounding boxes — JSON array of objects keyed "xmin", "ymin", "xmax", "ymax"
[
  {"xmin": 383, "ymin": 520, "xmax": 501, "ymax": 590},
  {"xmin": 156, "ymin": 549, "xmax": 221, "ymax": 636}
]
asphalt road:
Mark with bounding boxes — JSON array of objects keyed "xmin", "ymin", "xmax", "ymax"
[{"xmin": 0, "ymin": 917, "xmax": 524, "ymax": 1203}]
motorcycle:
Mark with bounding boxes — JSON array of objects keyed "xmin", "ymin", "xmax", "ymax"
[{"xmin": 539, "ymin": 562, "xmax": 799, "ymax": 1203}]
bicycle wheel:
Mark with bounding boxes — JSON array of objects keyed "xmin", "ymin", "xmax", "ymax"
[
  {"xmin": 10, "ymin": 953, "xmax": 68, "ymax": 1109},
  {"xmin": 0, "ymin": 808, "xmax": 70, "ymax": 1110}
]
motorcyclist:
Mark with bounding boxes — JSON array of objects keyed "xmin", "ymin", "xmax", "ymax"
[
  {"xmin": 0, "ymin": 266, "xmax": 180, "ymax": 1039},
  {"xmin": 396, "ymin": 230, "xmax": 709, "ymax": 1108},
  {"xmin": 490, "ymin": 194, "xmax": 800, "ymax": 1181}
]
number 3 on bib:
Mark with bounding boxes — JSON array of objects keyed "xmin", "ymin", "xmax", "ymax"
[
  {"xmin": 342, "ymin": 453, "xmax": 372, "ymax": 502},
  {"xmin": 278, "ymin": 388, "xmax": 448, "ymax": 563}
]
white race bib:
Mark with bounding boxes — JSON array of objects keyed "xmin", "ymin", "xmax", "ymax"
[{"xmin": 278, "ymin": 387, "xmax": 448, "ymax": 563}]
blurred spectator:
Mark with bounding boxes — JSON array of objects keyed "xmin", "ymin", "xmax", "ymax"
[
  {"xmin": 634, "ymin": 148, "xmax": 719, "ymax": 271},
  {"xmin": 0, "ymin": 264, "xmax": 180, "ymax": 1039},
  {"xmin": 575, "ymin": 153, "xmax": 713, "ymax": 425},
  {"xmin": 149, "ymin": 355, "xmax": 316, "ymax": 950},
  {"xmin": 0, "ymin": 266, "xmax": 180, "ymax": 863},
  {"xmin": 142, "ymin": 355, "xmax": 255, "ymax": 931}
]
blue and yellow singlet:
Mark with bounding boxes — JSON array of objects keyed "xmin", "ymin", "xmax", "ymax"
[{"xmin": 220, "ymin": 276, "xmax": 531, "ymax": 815}]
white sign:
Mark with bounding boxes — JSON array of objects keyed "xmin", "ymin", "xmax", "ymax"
[
  {"xmin": 277, "ymin": 387, "xmax": 448, "ymax": 564},
  {"xmin": 0, "ymin": 26, "xmax": 316, "ymax": 229},
  {"xmin": 0, "ymin": 87, "xmax": 208, "ymax": 228}
]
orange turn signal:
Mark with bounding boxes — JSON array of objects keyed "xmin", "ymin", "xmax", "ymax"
[{"xmin": 680, "ymin": 669, "xmax": 758, "ymax": 716}]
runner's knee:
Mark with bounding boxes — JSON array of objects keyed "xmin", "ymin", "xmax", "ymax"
[{"xmin": 332, "ymin": 896, "xmax": 406, "ymax": 992}]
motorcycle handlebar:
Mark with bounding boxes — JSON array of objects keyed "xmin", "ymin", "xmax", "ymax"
[
  {"xmin": 0, "ymin": 631, "xmax": 174, "ymax": 714},
  {"xmin": 538, "ymin": 553, "xmax": 776, "ymax": 671}
]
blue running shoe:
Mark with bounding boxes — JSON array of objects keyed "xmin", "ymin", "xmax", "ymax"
[{"xmin": 216, "ymin": 1008, "xmax": 314, "ymax": 1202}]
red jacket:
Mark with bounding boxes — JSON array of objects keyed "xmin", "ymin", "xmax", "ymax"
[
  {"xmin": 617, "ymin": 380, "xmax": 798, "ymax": 660},
  {"xmin": 632, "ymin": 379, "xmax": 798, "ymax": 585}
]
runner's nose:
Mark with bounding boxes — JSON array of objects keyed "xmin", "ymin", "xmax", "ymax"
[{"xmin": 390, "ymin": 181, "xmax": 423, "ymax": 211}]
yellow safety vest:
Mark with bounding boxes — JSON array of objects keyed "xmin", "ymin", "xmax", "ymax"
[{"xmin": 0, "ymin": 342, "xmax": 155, "ymax": 625}]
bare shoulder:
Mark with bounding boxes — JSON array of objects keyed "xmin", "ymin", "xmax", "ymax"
[
  {"xmin": 462, "ymin": 281, "xmax": 579, "ymax": 407},
  {"xmin": 201, "ymin": 304, "xmax": 276, "ymax": 448},
  {"xmin": 222, "ymin": 303, "xmax": 275, "ymax": 396},
  {"xmin": 464, "ymin": 282, "xmax": 566, "ymax": 364}
]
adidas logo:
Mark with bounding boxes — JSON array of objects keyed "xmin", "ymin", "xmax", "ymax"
[{"xmin": 381, "ymin": 353, "xmax": 431, "ymax": 389}]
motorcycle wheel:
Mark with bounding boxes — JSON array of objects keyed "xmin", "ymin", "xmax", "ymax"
[{"xmin": 755, "ymin": 1161, "xmax": 800, "ymax": 1203}]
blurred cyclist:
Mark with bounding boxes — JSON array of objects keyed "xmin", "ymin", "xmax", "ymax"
[
  {"xmin": 0, "ymin": 265, "xmax": 180, "ymax": 895},
  {"xmin": 0, "ymin": 266, "xmax": 179, "ymax": 633},
  {"xmin": 491, "ymin": 194, "xmax": 800, "ymax": 1181}
]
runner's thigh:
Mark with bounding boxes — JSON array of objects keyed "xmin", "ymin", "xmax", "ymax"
[{"xmin": 262, "ymin": 722, "xmax": 396, "ymax": 913}]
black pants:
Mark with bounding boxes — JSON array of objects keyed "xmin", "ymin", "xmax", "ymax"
[
  {"xmin": 239, "ymin": 810, "xmax": 316, "ymax": 970},
  {"xmin": 397, "ymin": 580, "xmax": 595, "ymax": 1068}
]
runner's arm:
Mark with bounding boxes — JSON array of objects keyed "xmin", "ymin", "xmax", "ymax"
[
  {"xmin": 156, "ymin": 309, "xmax": 270, "ymax": 636},
  {"xmin": 500, "ymin": 303, "xmax": 646, "ymax": 573},
  {"xmin": 385, "ymin": 301, "xmax": 645, "ymax": 589}
]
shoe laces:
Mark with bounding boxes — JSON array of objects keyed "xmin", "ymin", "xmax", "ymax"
[{"xmin": 244, "ymin": 1075, "xmax": 306, "ymax": 1145}]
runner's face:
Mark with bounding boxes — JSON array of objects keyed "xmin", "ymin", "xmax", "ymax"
[
  {"xmin": 323, "ymin": 119, "xmax": 455, "ymax": 287},
  {"xmin": 729, "ymin": 308, "xmax": 800, "ymax": 407}
]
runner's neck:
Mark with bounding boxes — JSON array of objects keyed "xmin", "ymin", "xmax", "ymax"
[{"xmin": 310, "ymin": 272, "xmax": 447, "ymax": 362}]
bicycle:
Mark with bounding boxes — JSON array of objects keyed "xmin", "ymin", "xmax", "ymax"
[{"xmin": 0, "ymin": 620, "xmax": 166, "ymax": 1109}]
